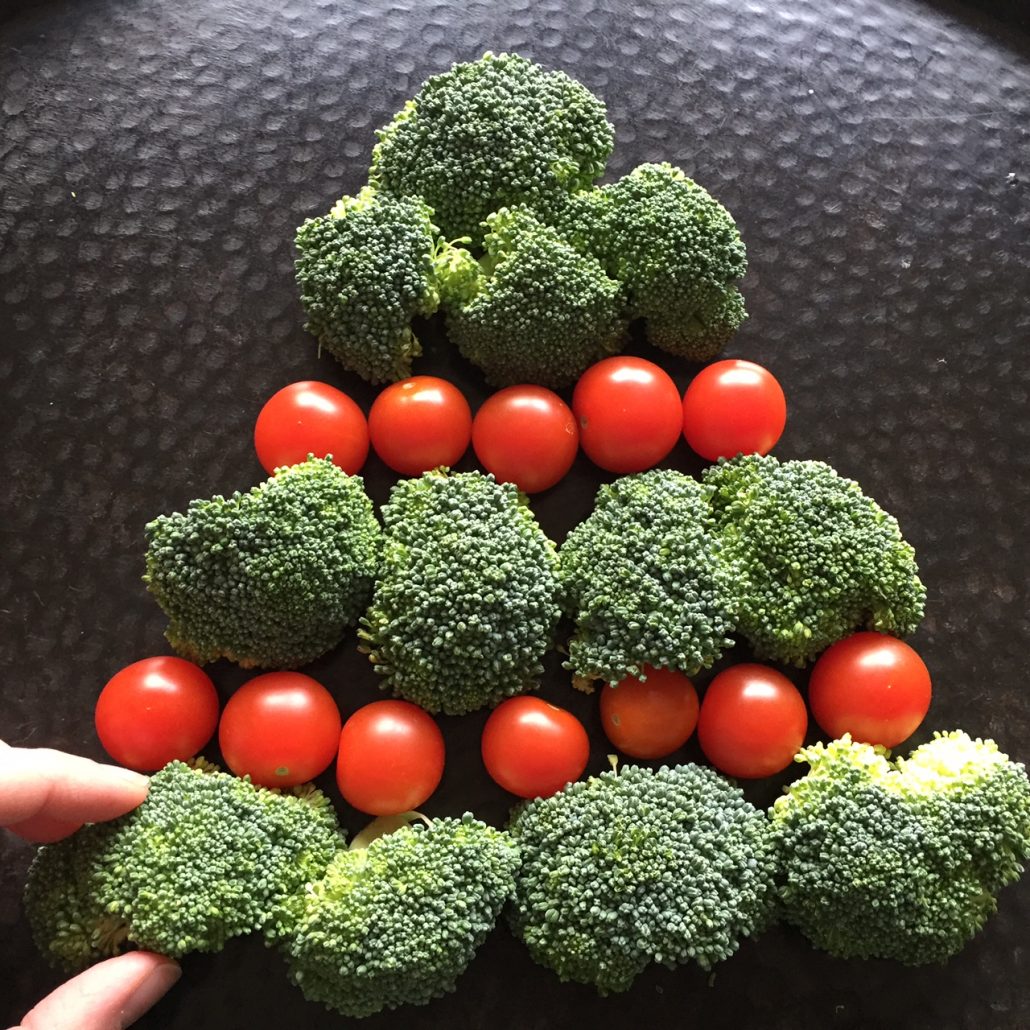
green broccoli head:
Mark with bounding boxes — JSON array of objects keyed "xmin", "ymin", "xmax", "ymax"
[
  {"xmin": 508, "ymin": 763, "xmax": 776, "ymax": 995},
  {"xmin": 24, "ymin": 762, "xmax": 344, "ymax": 970},
  {"xmin": 771, "ymin": 732, "xmax": 1030, "ymax": 964},
  {"xmin": 559, "ymin": 470, "xmax": 736, "ymax": 687},
  {"xmin": 370, "ymin": 52, "xmax": 614, "ymax": 247},
  {"xmin": 295, "ymin": 187, "xmax": 471, "ymax": 383},
  {"xmin": 277, "ymin": 813, "xmax": 520, "ymax": 1018},
  {"xmin": 444, "ymin": 206, "xmax": 627, "ymax": 388},
  {"xmin": 703, "ymin": 454, "xmax": 926, "ymax": 666},
  {"xmin": 359, "ymin": 470, "xmax": 561, "ymax": 715},
  {"xmin": 144, "ymin": 456, "xmax": 381, "ymax": 669},
  {"xmin": 561, "ymin": 163, "xmax": 747, "ymax": 360}
]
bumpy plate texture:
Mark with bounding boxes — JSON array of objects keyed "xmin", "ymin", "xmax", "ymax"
[{"xmin": 1, "ymin": 0, "xmax": 1029, "ymax": 1026}]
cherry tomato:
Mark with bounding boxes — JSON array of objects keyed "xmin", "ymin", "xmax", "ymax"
[
  {"xmin": 481, "ymin": 696, "xmax": 590, "ymax": 799},
  {"xmin": 472, "ymin": 386, "xmax": 579, "ymax": 493},
  {"xmin": 599, "ymin": 667, "xmax": 699, "ymax": 760},
  {"xmin": 681, "ymin": 359, "xmax": 786, "ymax": 462},
  {"xmin": 336, "ymin": 701, "xmax": 445, "ymax": 815},
  {"xmin": 95, "ymin": 657, "xmax": 219, "ymax": 772},
  {"xmin": 368, "ymin": 376, "xmax": 472, "ymax": 476},
  {"xmin": 697, "ymin": 664, "xmax": 807, "ymax": 779},
  {"xmin": 808, "ymin": 632, "xmax": 931, "ymax": 747},
  {"xmin": 218, "ymin": 672, "xmax": 342, "ymax": 788},
  {"xmin": 254, "ymin": 381, "xmax": 369, "ymax": 475},
  {"xmin": 572, "ymin": 357, "xmax": 682, "ymax": 473}
]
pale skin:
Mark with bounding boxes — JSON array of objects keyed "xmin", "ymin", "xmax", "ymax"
[{"xmin": 0, "ymin": 741, "xmax": 181, "ymax": 1030}]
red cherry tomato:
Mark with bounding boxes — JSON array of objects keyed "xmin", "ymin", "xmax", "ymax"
[
  {"xmin": 481, "ymin": 696, "xmax": 590, "ymax": 799},
  {"xmin": 681, "ymin": 359, "xmax": 787, "ymax": 462},
  {"xmin": 472, "ymin": 386, "xmax": 579, "ymax": 493},
  {"xmin": 599, "ymin": 667, "xmax": 700, "ymax": 760},
  {"xmin": 368, "ymin": 376, "xmax": 472, "ymax": 476},
  {"xmin": 336, "ymin": 701, "xmax": 445, "ymax": 815},
  {"xmin": 572, "ymin": 357, "xmax": 682, "ymax": 473},
  {"xmin": 254, "ymin": 381, "xmax": 369, "ymax": 475},
  {"xmin": 217, "ymin": 672, "xmax": 342, "ymax": 788},
  {"xmin": 95, "ymin": 657, "xmax": 219, "ymax": 772},
  {"xmin": 808, "ymin": 632, "xmax": 932, "ymax": 747},
  {"xmin": 697, "ymin": 664, "xmax": 808, "ymax": 779}
]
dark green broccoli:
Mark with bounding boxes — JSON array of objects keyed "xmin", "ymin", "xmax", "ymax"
[
  {"xmin": 703, "ymin": 454, "xmax": 925, "ymax": 666},
  {"xmin": 444, "ymin": 206, "xmax": 627, "ymax": 388},
  {"xmin": 276, "ymin": 812, "xmax": 520, "ymax": 1017},
  {"xmin": 559, "ymin": 470, "xmax": 735, "ymax": 688},
  {"xmin": 144, "ymin": 456, "xmax": 381, "ymax": 669},
  {"xmin": 359, "ymin": 470, "xmax": 561, "ymax": 714},
  {"xmin": 509, "ymin": 763, "xmax": 776, "ymax": 994},
  {"xmin": 295, "ymin": 187, "xmax": 477, "ymax": 383},
  {"xmin": 771, "ymin": 732, "xmax": 1030, "ymax": 963},
  {"xmin": 24, "ymin": 762, "xmax": 344, "ymax": 971},
  {"xmin": 370, "ymin": 52, "xmax": 614, "ymax": 247},
  {"xmin": 555, "ymin": 163, "xmax": 747, "ymax": 360}
]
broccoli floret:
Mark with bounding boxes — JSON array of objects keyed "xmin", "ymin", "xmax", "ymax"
[
  {"xmin": 370, "ymin": 52, "xmax": 614, "ymax": 248},
  {"xmin": 444, "ymin": 207, "xmax": 627, "ymax": 388},
  {"xmin": 559, "ymin": 470, "xmax": 735, "ymax": 688},
  {"xmin": 294, "ymin": 187, "xmax": 475, "ymax": 383},
  {"xmin": 359, "ymin": 470, "xmax": 560, "ymax": 714},
  {"xmin": 703, "ymin": 454, "xmax": 925, "ymax": 666},
  {"xmin": 144, "ymin": 456, "xmax": 381, "ymax": 669},
  {"xmin": 508, "ymin": 763, "xmax": 775, "ymax": 995},
  {"xmin": 557, "ymin": 163, "xmax": 747, "ymax": 360},
  {"xmin": 24, "ymin": 762, "xmax": 344, "ymax": 971},
  {"xmin": 771, "ymin": 732, "xmax": 1030, "ymax": 963},
  {"xmin": 277, "ymin": 812, "xmax": 519, "ymax": 1017}
]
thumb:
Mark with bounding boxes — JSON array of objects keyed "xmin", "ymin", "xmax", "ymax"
[{"xmin": 17, "ymin": 952, "xmax": 181, "ymax": 1030}]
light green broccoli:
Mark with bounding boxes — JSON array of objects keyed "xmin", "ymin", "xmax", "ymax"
[
  {"xmin": 444, "ymin": 206, "xmax": 627, "ymax": 388},
  {"xmin": 508, "ymin": 763, "xmax": 776, "ymax": 995},
  {"xmin": 703, "ymin": 454, "xmax": 926, "ymax": 665},
  {"xmin": 771, "ymin": 731, "xmax": 1030, "ymax": 963},
  {"xmin": 144, "ymin": 456, "xmax": 381, "ymax": 669},
  {"xmin": 24, "ymin": 762, "xmax": 344, "ymax": 971},
  {"xmin": 276, "ymin": 812, "xmax": 520, "ymax": 1017},
  {"xmin": 294, "ymin": 186, "xmax": 476, "ymax": 383},
  {"xmin": 359, "ymin": 470, "xmax": 561, "ymax": 715},
  {"xmin": 559, "ymin": 469, "xmax": 736, "ymax": 688},
  {"xmin": 370, "ymin": 52, "xmax": 614, "ymax": 247}
]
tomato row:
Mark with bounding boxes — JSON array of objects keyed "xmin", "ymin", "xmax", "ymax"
[
  {"xmin": 95, "ymin": 632, "xmax": 931, "ymax": 809},
  {"xmin": 253, "ymin": 357, "xmax": 787, "ymax": 494}
]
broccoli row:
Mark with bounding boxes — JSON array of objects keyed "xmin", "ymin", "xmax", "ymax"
[
  {"xmin": 294, "ymin": 53, "xmax": 749, "ymax": 387},
  {"xmin": 144, "ymin": 454, "xmax": 924, "ymax": 710},
  {"xmin": 24, "ymin": 732, "xmax": 1030, "ymax": 1012}
]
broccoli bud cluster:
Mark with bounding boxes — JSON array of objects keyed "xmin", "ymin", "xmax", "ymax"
[{"xmin": 293, "ymin": 52, "xmax": 749, "ymax": 385}]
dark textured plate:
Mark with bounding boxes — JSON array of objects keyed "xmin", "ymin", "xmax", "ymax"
[{"xmin": 2, "ymin": 0, "xmax": 1029, "ymax": 1026}]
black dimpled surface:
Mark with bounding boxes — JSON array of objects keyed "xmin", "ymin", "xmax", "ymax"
[{"xmin": 1, "ymin": 0, "xmax": 1029, "ymax": 1026}]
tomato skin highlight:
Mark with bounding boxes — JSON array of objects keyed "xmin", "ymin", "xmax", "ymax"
[
  {"xmin": 481, "ymin": 696, "xmax": 589, "ymax": 799},
  {"xmin": 808, "ymin": 632, "xmax": 932, "ymax": 747},
  {"xmin": 697, "ymin": 664, "xmax": 808, "ymax": 779},
  {"xmin": 254, "ymin": 381, "xmax": 369, "ymax": 475},
  {"xmin": 600, "ymin": 667, "xmax": 700, "ymax": 760},
  {"xmin": 681, "ymin": 359, "xmax": 787, "ymax": 462},
  {"xmin": 95, "ymin": 657, "xmax": 220, "ymax": 772},
  {"xmin": 472, "ymin": 385, "xmax": 579, "ymax": 493},
  {"xmin": 572, "ymin": 357, "xmax": 683, "ymax": 474},
  {"xmin": 336, "ymin": 700, "xmax": 445, "ymax": 815},
  {"xmin": 218, "ymin": 672, "xmax": 342, "ymax": 788},
  {"xmin": 368, "ymin": 376, "xmax": 472, "ymax": 476}
]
